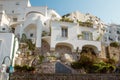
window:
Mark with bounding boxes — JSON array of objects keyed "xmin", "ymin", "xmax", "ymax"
[
  {"xmin": 117, "ymin": 29, "xmax": 120, "ymax": 34},
  {"xmin": 2, "ymin": 28, "xmax": 5, "ymax": 30},
  {"xmin": 13, "ymin": 18, "xmax": 17, "ymax": 22},
  {"xmin": 30, "ymin": 33, "xmax": 33, "ymax": 37},
  {"xmin": 16, "ymin": 2, "xmax": 20, "ymax": 5},
  {"xmin": 12, "ymin": 10, "xmax": 14, "ymax": 13},
  {"xmin": 109, "ymin": 37, "xmax": 113, "ymax": 41},
  {"xmin": 117, "ymin": 31, "xmax": 120, "ymax": 34},
  {"xmin": 118, "ymin": 36, "xmax": 120, "ymax": 41},
  {"xmin": 61, "ymin": 27, "xmax": 68, "ymax": 37},
  {"xmin": 44, "ymin": 23, "xmax": 46, "ymax": 25},
  {"xmin": 82, "ymin": 31, "xmax": 92, "ymax": 40}
]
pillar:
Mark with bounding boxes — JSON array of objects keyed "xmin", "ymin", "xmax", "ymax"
[{"xmin": 36, "ymin": 17, "xmax": 42, "ymax": 48}]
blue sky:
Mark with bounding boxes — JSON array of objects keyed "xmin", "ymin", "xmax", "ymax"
[{"xmin": 30, "ymin": 0, "xmax": 120, "ymax": 24}]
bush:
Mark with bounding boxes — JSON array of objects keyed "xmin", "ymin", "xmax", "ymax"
[
  {"xmin": 106, "ymin": 58, "xmax": 116, "ymax": 65},
  {"xmin": 110, "ymin": 42, "xmax": 119, "ymax": 48},
  {"xmin": 92, "ymin": 62, "xmax": 115, "ymax": 73},
  {"xmin": 71, "ymin": 62, "xmax": 82, "ymax": 69},
  {"xmin": 71, "ymin": 53, "xmax": 97, "ymax": 70},
  {"xmin": 14, "ymin": 65, "xmax": 22, "ymax": 71},
  {"xmin": 71, "ymin": 53, "xmax": 116, "ymax": 73},
  {"xmin": 14, "ymin": 65, "xmax": 35, "ymax": 72},
  {"xmin": 78, "ymin": 21, "xmax": 93, "ymax": 27},
  {"xmin": 38, "ymin": 55, "xmax": 45, "ymax": 64},
  {"xmin": 60, "ymin": 18, "xmax": 73, "ymax": 23}
]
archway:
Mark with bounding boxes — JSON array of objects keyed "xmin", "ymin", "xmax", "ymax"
[
  {"xmin": 24, "ymin": 24, "xmax": 37, "ymax": 43},
  {"xmin": 55, "ymin": 43, "xmax": 73, "ymax": 54},
  {"xmin": 81, "ymin": 45, "xmax": 99, "ymax": 56},
  {"xmin": 26, "ymin": 11, "xmax": 44, "ymax": 17}
]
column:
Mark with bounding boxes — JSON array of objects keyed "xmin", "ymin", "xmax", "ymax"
[{"xmin": 36, "ymin": 17, "xmax": 42, "ymax": 48}]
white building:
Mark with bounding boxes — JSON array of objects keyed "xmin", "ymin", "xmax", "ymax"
[
  {"xmin": 0, "ymin": 33, "xmax": 18, "ymax": 66},
  {"xmin": 51, "ymin": 21, "xmax": 101, "ymax": 54},
  {"xmin": 0, "ymin": 0, "xmax": 104, "ymax": 64},
  {"xmin": 0, "ymin": 1, "xmax": 19, "ymax": 66},
  {"xmin": 103, "ymin": 24, "xmax": 120, "ymax": 45}
]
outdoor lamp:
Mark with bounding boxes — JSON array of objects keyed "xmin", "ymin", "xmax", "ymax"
[{"xmin": 1, "ymin": 56, "xmax": 14, "ymax": 80}]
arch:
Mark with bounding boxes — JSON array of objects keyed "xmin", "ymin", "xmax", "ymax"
[
  {"xmin": 41, "ymin": 39, "xmax": 50, "ymax": 54},
  {"xmin": 81, "ymin": 45, "xmax": 99, "ymax": 56},
  {"xmin": 26, "ymin": 11, "xmax": 44, "ymax": 17},
  {"xmin": 23, "ymin": 24, "xmax": 37, "ymax": 42},
  {"xmin": 55, "ymin": 42, "xmax": 74, "ymax": 54}
]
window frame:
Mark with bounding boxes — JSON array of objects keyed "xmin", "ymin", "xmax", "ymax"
[{"xmin": 61, "ymin": 26, "xmax": 68, "ymax": 38}]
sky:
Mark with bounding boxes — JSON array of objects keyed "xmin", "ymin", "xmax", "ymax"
[{"xmin": 30, "ymin": 0, "xmax": 120, "ymax": 24}]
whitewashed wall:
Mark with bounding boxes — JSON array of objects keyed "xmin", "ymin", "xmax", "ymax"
[
  {"xmin": 0, "ymin": 33, "xmax": 19, "ymax": 66},
  {"xmin": 51, "ymin": 21, "xmax": 101, "ymax": 53}
]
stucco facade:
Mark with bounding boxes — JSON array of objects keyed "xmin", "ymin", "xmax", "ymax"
[
  {"xmin": 51, "ymin": 21, "xmax": 101, "ymax": 54},
  {"xmin": 0, "ymin": 0, "xmax": 104, "ymax": 65},
  {"xmin": 0, "ymin": 33, "xmax": 18, "ymax": 66}
]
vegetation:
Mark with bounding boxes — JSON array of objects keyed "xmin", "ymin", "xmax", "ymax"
[
  {"xmin": 71, "ymin": 53, "xmax": 116, "ymax": 73},
  {"xmin": 60, "ymin": 15, "xmax": 94, "ymax": 27},
  {"xmin": 96, "ymin": 34, "xmax": 102, "ymax": 41},
  {"xmin": 78, "ymin": 21, "xmax": 93, "ymax": 27},
  {"xmin": 92, "ymin": 62, "xmax": 115, "ymax": 73},
  {"xmin": 110, "ymin": 42, "xmax": 119, "ymax": 48},
  {"xmin": 42, "ymin": 31, "xmax": 50, "ymax": 37},
  {"xmin": 20, "ymin": 34, "xmax": 35, "ymax": 50},
  {"xmin": 77, "ymin": 34, "xmax": 83, "ymax": 39},
  {"xmin": 62, "ymin": 13, "xmax": 70, "ymax": 18},
  {"xmin": 20, "ymin": 34, "xmax": 27, "ymax": 43},
  {"xmin": 26, "ymin": 39, "xmax": 35, "ymax": 50},
  {"xmin": 60, "ymin": 17, "xmax": 74, "ymax": 23},
  {"xmin": 14, "ymin": 65, "xmax": 35, "ymax": 72},
  {"xmin": 115, "ymin": 67, "xmax": 120, "ymax": 73},
  {"xmin": 38, "ymin": 55, "xmax": 45, "ymax": 64}
]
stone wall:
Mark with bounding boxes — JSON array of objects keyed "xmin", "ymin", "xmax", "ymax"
[
  {"xmin": 109, "ymin": 47, "xmax": 120, "ymax": 61},
  {"xmin": 10, "ymin": 73, "xmax": 120, "ymax": 80},
  {"xmin": 41, "ymin": 40, "xmax": 50, "ymax": 54}
]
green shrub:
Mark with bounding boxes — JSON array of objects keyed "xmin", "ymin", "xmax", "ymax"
[
  {"xmin": 92, "ymin": 62, "xmax": 115, "ymax": 73},
  {"xmin": 106, "ymin": 58, "xmax": 116, "ymax": 65},
  {"xmin": 78, "ymin": 21, "xmax": 93, "ymax": 27},
  {"xmin": 38, "ymin": 55, "xmax": 45, "ymax": 64},
  {"xmin": 14, "ymin": 65, "xmax": 35, "ymax": 72},
  {"xmin": 71, "ymin": 53, "xmax": 116, "ymax": 73},
  {"xmin": 14, "ymin": 65, "xmax": 22, "ymax": 71},
  {"xmin": 60, "ymin": 18, "xmax": 73, "ymax": 23},
  {"xmin": 27, "ymin": 66, "xmax": 35, "ymax": 71},
  {"xmin": 71, "ymin": 53, "xmax": 96, "ymax": 70},
  {"xmin": 71, "ymin": 62, "xmax": 82, "ymax": 69},
  {"xmin": 110, "ymin": 42, "xmax": 119, "ymax": 47},
  {"xmin": 22, "ymin": 65, "xmax": 28, "ymax": 71},
  {"xmin": 26, "ymin": 39, "xmax": 35, "ymax": 50}
]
